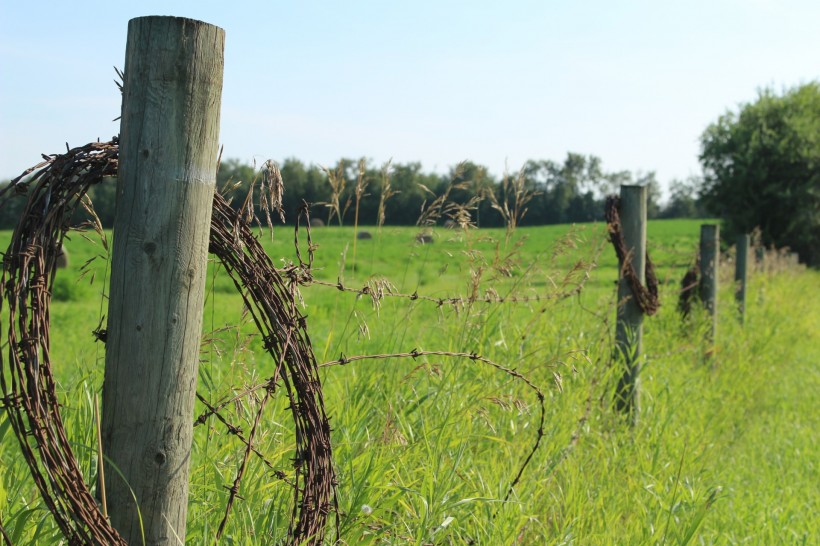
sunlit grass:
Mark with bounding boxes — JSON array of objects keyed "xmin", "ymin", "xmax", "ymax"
[{"xmin": 1, "ymin": 221, "xmax": 817, "ymax": 544}]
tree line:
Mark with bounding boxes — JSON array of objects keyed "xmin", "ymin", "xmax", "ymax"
[
  {"xmin": 0, "ymin": 152, "xmax": 707, "ymax": 231},
  {"xmin": 219, "ymin": 153, "xmax": 710, "ymax": 227},
  {"xmin": 5, "ymin": 81, "xmax": 815, "ymax": 267}
]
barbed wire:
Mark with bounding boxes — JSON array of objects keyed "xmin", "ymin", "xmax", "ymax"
[
  {"xmin": 604, "ymin": 195, "xmax": 660, "ymax": 315},
  {"xmin": 208, "ymin": 190, "xmax": 336, "ymax": 543},
  {"xmin": 0, "ymin": 140, "xmax": 125, "ymax": 544},
  {"xmin": 194, "ymin": 391, "xmax": 292, "ymax": 483},
  {"xmin": 303, "ymin": 275, "xmax": 593, "ymax": 309},
  {"xmin": 678, "ymin": 254, "xmax": 700, "ymax": 319},
  {"xmin": 291, "ymin": 209, "xmax": 602, "ymax": 312},
  {"xmin": 0, "ymin": 139, "xmax": 335, "ymax": 545},
  {"xmin": 320, "ymin": 349, "xmax": 546, "ymax": 504}
]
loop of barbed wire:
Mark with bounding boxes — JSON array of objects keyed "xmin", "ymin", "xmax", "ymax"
[
  {"xmin": 1, "ymin": 140, "xmax": 126, "ymax": 544},
  {"xmin": 0, "ymin": 139, "xmax": 334, "ymax": 544},
  {"xmin": 209, "ymin": 192, "xmax": 335, "ymax": 544},
  {"xmin": 604, "ymin": 195, "xmax": 660, "ymax": 315}
]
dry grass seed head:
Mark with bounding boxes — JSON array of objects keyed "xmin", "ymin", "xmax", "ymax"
[
  {"xmin": 321, "ymin": 162, "xmax": 349, "ymax": 226},
  {"xmin": 361, "ymin": 277, "xmax": 397, "ymax": 312},
  {"xmin": 377, "ymin": 160, "xmax": 398, "ymax": 229},
  {"xmin": 262, "ymin": 160, "xmax": 286, "ymax": 225}
]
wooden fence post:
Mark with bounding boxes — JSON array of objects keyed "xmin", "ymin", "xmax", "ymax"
[
  {"xmin": 754, "ymin": 245, "xmax": 765, "ymax": 273},
  {"xmin": 100, "ymin": 16, "xmax": 224, "ymax": 544},
  {"xmin": 735, "ymin": 234, "xmax": 749, "ymax": 323},
  {"xmin": 699, "ymin": 224, "xmax": 719, "ymax": 343},
  {"xmin": 614, "ymin": 185, "xmax": 646, "ymax": 423}
]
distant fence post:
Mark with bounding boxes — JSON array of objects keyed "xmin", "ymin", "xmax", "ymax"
[
  {"xmin": 614, "ymin": 185, "xmax": 647, "ymax": 423},
  {"xmin": 735, "ymin": 234, "xmax": 749, "ymax": 323},
  {"xmin": 754, "ymin": 245, "xmax": 765, "ymax": 273},
  {"xmin": 699, "ymin": 224, "xmax": 719, "ymax": 344},
  {"xmin": 100, "ymin": 16, "xmax": 224, "ymax": 545}
]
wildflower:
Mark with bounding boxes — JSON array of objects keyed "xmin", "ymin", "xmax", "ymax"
[{"xmin": 361, "ymin": 504, "xmax": 373, "ymax": 516}]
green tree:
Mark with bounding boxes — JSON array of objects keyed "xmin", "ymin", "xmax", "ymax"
[
  {"xmin": 447, "ymin": 161, "xmax": 497, "ymax": 227},
  {"xmin": 661, "ymin": 177, "xmax": 706, "ymax": 219},
  {"xmin": 381, "ymin": 162, "xmax": 435, "ymax": 225},
  {"xmin": 85, "ymin": 177, "xmax": 118, "ymax": 227},
  {"xmin": 279, "ymin": 157, "xmax": 330, "ymax": 220},
  {"xmin": 699, "ymin": 82, "xmax": 820, "ymax": 266},
  {"xmin": 524, "ymin": 153, "xmax": 607, "ymax": 224},
  {"xmin": 0, "ymin": 179, "xmax": 27, "ymax": 229},
  {"xmin": 634, "ymin": 171, "xmax": 662, "ymax": 219},
  {"xmin": 217, "ymin": 157, "xmax": 258, "ymax": 212}
]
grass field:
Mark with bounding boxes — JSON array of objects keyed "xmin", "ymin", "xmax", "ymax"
[{"xmin": 1, "ymin": 220, "xmax": 817, "ymax": 545}]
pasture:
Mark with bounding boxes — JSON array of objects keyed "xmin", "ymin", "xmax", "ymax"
[{"xmin": 1, "ymin": 220, "xmax": 817, "ymax": 544}]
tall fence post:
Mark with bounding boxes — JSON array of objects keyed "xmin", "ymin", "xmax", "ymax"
[
  {"xmin": 735, "ymin": 233, "xmax": 749, "ymax": 324},
  {"xmin": 699, "ymin": 224, "xmax": 719, "ymax": 344},
  {"xmin": 100, "ymin": 16, "xmax": 224, "ymax": 544},
  {"xmin": 614, "ymin": 185, "xmax": 647, "ymax": 423}
]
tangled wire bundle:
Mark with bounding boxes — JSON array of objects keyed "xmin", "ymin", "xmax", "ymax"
[
  {"xmin": 1, "ymin": 139, "xmax": 556, "ymax": 545},
  {"xmin": 0, "ymin": 140, "xmax": 333, "ymax": 544},
  {"xmin": 604, "ymin": 195, "xmax": 660, "ymax": 316},
  {"xmin": 209, "ymin": 196, "xmax": 334, "ymax": 543},
  {"xmin": 1, "ymin": 141, "xmax": 123, "ymax": 545},
  {"xmin": 678, "ymin": 256, "xmax": 700, "ymax": 319}
]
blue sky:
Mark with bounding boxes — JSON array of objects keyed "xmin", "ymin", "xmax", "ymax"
[{"xmin": 1, "ymin": 1, "xmax": 818, "ymax": 197}]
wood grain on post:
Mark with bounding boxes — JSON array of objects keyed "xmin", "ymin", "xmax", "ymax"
[
  {"xmin": 614, "ymin": 185, "xmax": 646, "ymax": 423},
  {"xmin": 735, "ymin": 233, "xmax": 749, "ymax": 324},
  {"xmin": 699, "ymin": 224, "xmax": 719, "ymax": 343},
  {"xmin": 100, "ymin": 16, "xmax": 224, "ymax": 545}
]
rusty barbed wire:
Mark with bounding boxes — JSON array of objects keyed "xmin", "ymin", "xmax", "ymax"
[
  {"xmin": 293, "ymin": 220, "xmax": 602, "ymax": 312},
  {"xmin": 678, "ymin": 254, "xmax": 700, "ymax": 319},
  {"xmin": 194, "ymin": 391, "xmax": 292, "ymax": 481},
  {"xmin": 216, "ymin": 384, "xmax": 273, "ymax": 541},
  {"xmin": 0, "ymin": 139, "xmax": 334, "ymax": 545},
  {"xmin": 206, "ymin": 188, "xmax": 337, "ymax": 544},
  {"xmin": 604, "ymin": 195, "xmax": 660, "ymax": 316},
  {"xmin": 319, "ymin": 349, "xmax": 546, "ymax": 504},
  {"xmin": 304, "ymin": 276, "xmax": 593, "ymax": 309},
  {"xmin": 0, "ymin": 140, "xmax": 125, "ymax": 545}
]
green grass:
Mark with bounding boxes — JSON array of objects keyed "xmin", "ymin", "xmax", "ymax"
[{"xmin": 1, "ymin": 220, "xmax": 817, "ymax": 544}]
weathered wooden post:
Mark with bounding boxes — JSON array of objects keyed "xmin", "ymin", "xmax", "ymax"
[
  {"xmin": 614, "ymin": 185, "xmax": 646, "ymax": 423},
  {"xmin": 699, "ymin": 224, "xmax": 719, "ymax": 343},
  {"xmin": 100, "ymin": 16, "xmax": 224, "ymax": 544},
  {"xmin": 735, "ymin": 233, "xmax": 749, "ymax": 323}
]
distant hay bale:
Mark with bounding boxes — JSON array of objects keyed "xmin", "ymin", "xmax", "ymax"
[
  {"xmin": 356, "ymin": 230, "xmax": 372, "ymax": 240},
  {"xmin": 56, "ymin": 245, "xmax": 69, "ymax": 269},
  {"xmin": 415, "ymin": 233, "xmax": 434, "ymax": 244},
  {"xmin": 309, "ymin": 217, "xmax": 325, "ymax": 228}
]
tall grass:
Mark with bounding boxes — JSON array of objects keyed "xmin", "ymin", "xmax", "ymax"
[{"xmin": 0, "ymin": 222, "xmax": 817, "ymax": 544}]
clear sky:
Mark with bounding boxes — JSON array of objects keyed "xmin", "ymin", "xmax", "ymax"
[{"xmin": 1, "ymin": 1, "xmax": 818, "ymax": 197}]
